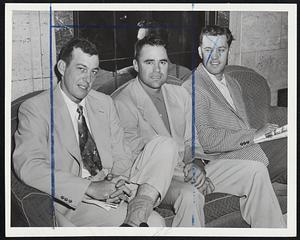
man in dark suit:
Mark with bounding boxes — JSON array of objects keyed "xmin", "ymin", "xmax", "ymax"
[{"xmin": 13, "ymin": 38, "xmax": 179, "ymax": 227}]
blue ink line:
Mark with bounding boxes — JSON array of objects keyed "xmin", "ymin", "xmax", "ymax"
[
  {"xmin": 51, "ymin": 23, "xmax": 199, "ymax": 30},
  {"xmin": 49, "ymin": 3, "xmax": 56, "ymax": 228},
  {"xmin": 191, "ymin": 3, "xmax": 196, "ymax": 226},
  {"xmin": 205, "ymin": 37, "xmax": 219, "ymax": 66}
]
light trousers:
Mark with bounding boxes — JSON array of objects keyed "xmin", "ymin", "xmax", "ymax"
[
  {"xmin": 159, "ymin": 158, "xmax": 285, "ymax": 228},
  {"xmin": 205, "ymin": 159, "xmax": 286, "ymax": 228}
]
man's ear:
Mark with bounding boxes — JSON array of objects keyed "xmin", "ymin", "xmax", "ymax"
[
  {"xmin": 57, "ymin": 59, "xmax": 66, "ymax": 77},
  {"xmin": 198, "ymin": 46, "xmax": 203, "ymax": 59},
  {"xmin": 133, "ymin": 59, "xmax": 139, "ymax": 72}
]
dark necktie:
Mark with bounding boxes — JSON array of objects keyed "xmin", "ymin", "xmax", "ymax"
[{"xmin": 77, "ymin": 105, "xmax": 102, "ymax": 176}]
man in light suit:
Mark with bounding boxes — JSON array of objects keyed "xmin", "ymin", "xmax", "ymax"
[
  {"xmin": 113, "ymin": 36, "xmax": 286, "ymax": 227},
  {"xmin": 13, "ymin": 38, "xmax": 179, "ymax": 227},
  {"xmin": 103, "ymin": 19, "xmax": 191, "ymax": 92},
  {"xmin": 136, "ymin": 19, "xmax": 191, "ymax": 82},
  {"xmin": 183, "ymin": 25, "xmax": 279, "ymax": 167}
]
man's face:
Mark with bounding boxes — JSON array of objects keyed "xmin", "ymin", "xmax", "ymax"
[
  {"xmin": 199, "ymin": 34, "xmax": 229, "ymax": 80},
  {"xmin": 59, "ymin": 47, "xmax": 99, "ymax": 103},
  {"xmin": 133, "ymin": 44, "xmax": 168, "ymax": 90}
]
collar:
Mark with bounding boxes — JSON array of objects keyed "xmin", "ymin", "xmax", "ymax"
[
  {"xmin": 138, "ymin": 78, "xmax": 165, "ymax": 101},
  {"xmin": 202, "ymin": 65, "xmax": 227, "ymax": 86},
  {"xmin": 59, "ymin": 82, "xmax": 86, "ymax": 113}
]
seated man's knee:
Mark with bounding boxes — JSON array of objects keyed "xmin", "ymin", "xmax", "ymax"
[
  {"xmin": 251, "ymin": 160, "xmax": 268, "ymax": 173},
  {"xmin": 147, "ymin": 210, "xmax": 166, "ymax": 227},
  {"xmin": 241, "ymin": 160, "xmax": 270, "ymax": 179},
  {"xmin": 154, "ymin": 136, "xmax": 178, "ymax": 152},
  {"xmin": 148, "ymin": 136, "xmax": 179, "ymax": 162}
]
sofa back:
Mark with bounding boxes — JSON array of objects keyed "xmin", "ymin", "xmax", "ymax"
[
  {"xmin": 11, "ymin": 91, "xmax": 44, "ymax": 150},
  {"xmin": 225, "ymin": 65, "xmax": 271, "ymax": 129}
]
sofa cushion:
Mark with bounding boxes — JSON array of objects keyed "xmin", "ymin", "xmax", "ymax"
[
  {"xmin": 11, "ymin": 170, "xmax": 55, "ymax": 227},
  {"xmin": 204, "ymin": 193, "xmax": 241, "ymax": 224},
  {"xmin": 156, "ymin": 192, "xmax": 247, "ymax": 227}
]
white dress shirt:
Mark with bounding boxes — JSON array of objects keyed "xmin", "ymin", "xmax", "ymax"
[
  {"xmin": 203, "ymin": 67, "xmax": 236, "ymax": 111},
  {"xmin": 59, "ymin": 84, "xmax": 93, "ymax": 178}
]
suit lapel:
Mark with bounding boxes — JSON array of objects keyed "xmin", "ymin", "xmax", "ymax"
[
  {"xmin": 197, "ymin": 64, "xmax": 245, "ymax": 122},
  {"xmin": 133, "ymin": 79, "xmax": 171, "ymax": 137},
  {"xmin": 161, "ymin": 85, "xmax": 181, "ymax": 138},
  {"xmin": 53, "ymin": 86, "xmax": 82, "ymax": 167},
  {"xmin": 85, "ymin": 93, "xmax": 113, "ymax": 169},
  {"xmin": 225, "ymin": 73, "xmax": 249, "ymax": 125}
]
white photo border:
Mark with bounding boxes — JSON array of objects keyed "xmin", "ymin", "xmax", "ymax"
[{"xmin": 5, "ymin": 3, "xmax": 297, "ymax": 237}]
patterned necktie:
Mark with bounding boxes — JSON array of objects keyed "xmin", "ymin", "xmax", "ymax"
[{"xmin": 77, "ymin": 105, "xmax": 102, "ymax": 176}]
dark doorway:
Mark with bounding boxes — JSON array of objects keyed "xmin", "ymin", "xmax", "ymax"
[{"xmin": 74, "ymin": 11, "xmax": 206, "ymax": 72}]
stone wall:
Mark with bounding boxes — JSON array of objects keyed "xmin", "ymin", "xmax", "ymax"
[
  {"xmin": 11, "ymin": 11, "xmax": 74, "ymax": 101},
  {"xmin": 229, "ymin": 11, "xmax": 288, "ymax": 106},
  {"xmin": 11, "ymin": 11, "xmax": 56, "ymax": 101}
]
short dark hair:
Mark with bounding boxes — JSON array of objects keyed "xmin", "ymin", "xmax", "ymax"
[
  {"xmin": 134, "ymin": 35, "xmax": 167, "ymax": 60},
  {"xmin": 199, "ymin": 25, "xmax": 234, "ymax": 47},
  {"xmin": 137, "ymin": 19, "xmax": 169, "ymax": 45},
  {"xmin": 55, "ymin": 38, "xmax": 98, "ymax": 81}
]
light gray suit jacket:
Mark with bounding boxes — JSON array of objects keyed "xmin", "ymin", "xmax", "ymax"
[
  {"xmin": 113, "ymin": 78, "xmax": 207, "ymax": 164},
  {"xmin": 183, "ymin": 64, "xmax": 268, "ymax": 165},
  {"xmin": 13, "ymin": 86, "xmax": 132, "ymax": 216}
]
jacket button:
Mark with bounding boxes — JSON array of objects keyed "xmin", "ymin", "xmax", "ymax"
[
  {"xmin": 240, "ymin": 143, "xmax": 243, "ymax": 146},
  {"xmin": 65, "ymin": 197, "xmax": 68, "ymax": 201},
  {"xmin": 69, "ymin": 199, "xmax": 72, "ymax": 203},
  {"xmin": 61, "ymin": 196, "xmax": 64, "ymax": 200}
]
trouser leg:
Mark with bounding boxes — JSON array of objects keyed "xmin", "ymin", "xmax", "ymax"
[
  {"xmin": 130, "ymin": 136, "xmax": 179, "ymax": 199},
  {"xmin": 161, "ymin": 178, "xmax": 205, "ymax": 227},
  {"xmin": 205, "ymin": 159, "xmax": 286, "ymax": 228},
  {"xmin": 120, "ymin": 136, "xmax": 178, "ymax": 226}
]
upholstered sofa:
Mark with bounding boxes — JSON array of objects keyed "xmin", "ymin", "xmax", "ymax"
[{"xmin": 10, "ymin": 65, "xmax": 287, "ymax": 227}]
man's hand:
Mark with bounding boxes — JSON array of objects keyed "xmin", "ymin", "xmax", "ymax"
[
  {"xmin": 86, "ymin": 176, "xmax": 132, "ymax": 203},
  {"xmin": 197, "ymin": 177, "xmax": 215, "ymax": 196},
  {"xmin": 183, "ymin": 161, "xmax": 206, "ymax": 188},
  {"xmin": 107, "ymin": 175, "xmax": 132, "ymax": 203},
  {"xmin": 109, "ymin": 175, "xmax": 130, "ymax": 185},
  {"xmin": 254, "ymin": 123, "xmax": 279, "ymax": 139},
  {"xmin": 86, "ymin": 180, "xmax": 117, "ymax": 201}
]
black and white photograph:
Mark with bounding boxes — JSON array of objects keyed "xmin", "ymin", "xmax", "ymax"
[{"xmin": 5, "ymin": 3, "xmax": 297, "ymax": 237}]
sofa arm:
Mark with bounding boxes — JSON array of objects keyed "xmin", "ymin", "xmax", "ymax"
[
  {"xmin": 11, "ymin": 170, "xmax": 55, "ymax": 227},
  {"xmin": 268, "ymin": 106, "xmax": 287, "ymax": 126}
]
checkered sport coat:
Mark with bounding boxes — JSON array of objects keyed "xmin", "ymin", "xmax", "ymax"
[{"xmin": 183, "ymin": 64, "xmax": 268, "ymax": 166}]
